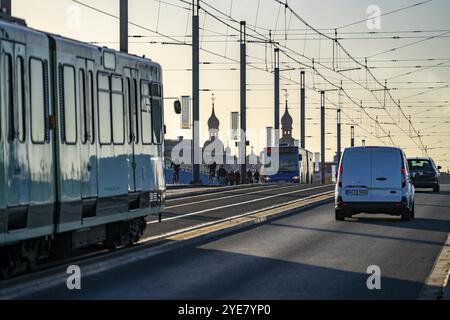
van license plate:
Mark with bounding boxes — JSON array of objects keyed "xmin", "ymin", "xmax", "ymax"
[{"xmin": 346, "ymin": 189, "xmax": 368, "ymax": 196}]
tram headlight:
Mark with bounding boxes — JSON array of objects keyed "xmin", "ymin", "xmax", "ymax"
[{"xmin": 292, "ymin": 176, "xmax": 300, "ymax": 183}]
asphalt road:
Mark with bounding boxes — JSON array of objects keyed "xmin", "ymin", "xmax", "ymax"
[
  {"xmin": 145, "ymin": 183, "xmax": 334, "ymax": 237},
  {"xmin": 27, "ymin": 185, "xmax": 450, "ymax": 299}
]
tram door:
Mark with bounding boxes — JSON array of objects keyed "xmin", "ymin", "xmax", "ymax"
[
  {"xmin": 76, "ymin": 58, "xmax": 98, "ymax": 202},
  {"xmin": 124, "ymin": 68, "xmax": 141, "ymax": 192},
  {"xmin": 1, "ymin": 41, "xmax": 29, "ymax": 208}
]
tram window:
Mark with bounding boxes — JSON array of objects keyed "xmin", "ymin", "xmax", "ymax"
[
  {"xmin": 151, "ymin": 83, "xmax": 163, "ymax": 144},
  {"xmin": 141, "ymin": 81, "xmax": 152, "ymax": 144},
  {"xmin": 127, "ymin": 78, "xmax": 133, "ymax": 143},
  {"xmin": 151, "ymin": 98, "xmax": 163, "ymax": 144},
  {"xmin": 63, "ymin": 65, "xmax": 77, "ymax": 144},
  {"xmin": 126, "ymin": 78, "xmax": 139, "ymax": 144},
  {"xmin": 98, "ymin": 73, "xmax": 111, "ymax": 144},
  {"xmin": 30, "ymin": 58, "xmax": 45, "ymax": 144},
  {"xmin": 17, "ymin": 57, "xmax": 25, "ymax": 142},
  {"xmin": 88, "ymin": 71, "xmax": 95, "ymax": 144},
  {"xmin": 151, "ymin": 83, "xmax": 162, "ymax": 97},
  {"xmin": 4, "ymin": 54, "xmax": 13, "ymax": 141},
  {"xmin": 133, "ymin": 79, "xmax": 139, "ymax": 143},
  {"xmin": 112, "ymin": 76, "xmax": 124, "ymax": 145},
  {"xmin": 79, "ymin": 69, "xmax": 87, "ymax": 143},
  {"xmin": 103, "ymin": 51, "xmax": 116, "ymax": 71}
]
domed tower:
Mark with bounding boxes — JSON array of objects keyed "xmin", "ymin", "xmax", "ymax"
[
  {"xmin": 203, "ymin": 93, "xmax": 225, "ymax": 164},
  {"xmin": 207, "ymin": 94, "xmax": 220, "ymax": 140},
  {"xmin": 280, "ymin": 98, "xmax": 295, "ymax": 146}
]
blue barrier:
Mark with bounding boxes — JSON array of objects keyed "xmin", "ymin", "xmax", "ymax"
[{"xmin": 165, "ymin": 168, "xmax": 221, "ymax": 186}]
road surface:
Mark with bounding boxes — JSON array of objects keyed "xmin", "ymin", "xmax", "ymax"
[
  {"xmin": 27, "ymin": 185, "xmax": 450, "ymax": 299},
  {"xmin": 145, "ymin": 183, "xmax": 334, "ymax": 237}
]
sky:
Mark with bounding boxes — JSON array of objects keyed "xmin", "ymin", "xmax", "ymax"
[{"xmin": 11, "ymin": 0, "xmax": 450, "ymax": 170}]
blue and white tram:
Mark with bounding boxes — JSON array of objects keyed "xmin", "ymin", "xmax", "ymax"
[{"xmin": 0, "ymin": 15, "xmax": 165, "ymax": 276}]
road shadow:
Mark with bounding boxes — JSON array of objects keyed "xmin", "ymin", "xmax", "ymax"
[
  {"xmin": 269, "ymin": 222, "xmax": 446, "ymax": 247},
  {"xmin": 415, "ymin": 190, "xmax": 450, "ymax": 196},
  {"xmin": 354, "ymin": 217, "xmax": 450, "ymax": 234},
  {"xmin": 24, "ymin": 245, "xmax": 432, "ymax": 300},
  {"xmin": 415, "ymin": 203, "xmax": 450, "ymax": 209}
]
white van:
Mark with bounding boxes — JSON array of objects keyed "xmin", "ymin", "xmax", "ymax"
[{"xmin": 335, "ymin": 147, "xmax": 415, "ymax": 221}]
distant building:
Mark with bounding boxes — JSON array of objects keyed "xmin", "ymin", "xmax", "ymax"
[
  {"xmin": 279, "ymin": 101, "xmax": 296, "ymax": 147},
  {"xmin": 202, "ymin": 97, "xmax": 225, "ymax": 165},
  {"xmin": 246, "ymin": 147, "xmax": 262, "ymax": 171}
]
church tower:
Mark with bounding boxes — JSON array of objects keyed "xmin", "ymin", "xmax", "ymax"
[
  {"xmin": 203, "ymin": 93, "xmax": 225, "ymax": 164},
  {"xmin": 280, "ymin": 94, "xmax": 294, "ymax": 146},
  {"xmin": 207, "ymin": 93, "xmax": 220, "ymax": 140}
]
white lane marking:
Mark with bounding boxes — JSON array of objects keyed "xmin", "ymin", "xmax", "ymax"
[
  {"xmin": 148, "ymin": 185, "xmax": 332, "ymax": 225},
  {"xmin": 166, "ymin": 184, "xmax": 281, "ymax": 202},
  {"xmin": 142, "ymin": 191, "xmax": 334, "ymax": 242},
  {"xmin": 166, "ymin": 184, "xmax": 297, "ymax": 209}
]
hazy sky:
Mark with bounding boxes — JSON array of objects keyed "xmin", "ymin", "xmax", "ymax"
[{"xmin": 12, "ymin": 0, "xmax": 450, "ymax": 170}]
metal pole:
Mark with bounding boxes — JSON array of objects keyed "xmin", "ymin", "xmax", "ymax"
[
  {"xmin": 191, "ymin": 0, "xmax": 200, "ymax": 184},
  {"xmin": 300, "ymin": 70, "xmax": 306, "ymax": 149},
  {"xmin": 337, "ymin": 108, "xmax": 341, "ymax": 163},
  {"xmin": 321, "ymin": 91, "xmax": 326, "ymax": 185},
  {"xmin": 240, "ymin": 21, "xmax": 247, "ymax": 184},
  {"xmin": 274, "ymin": 48, "xmax": 280, "ymax": 142},
  {"xmin": 119, "ymin": 0, "xmax": 128, "ymax": 53},
  {"xmin": 266, "ymin": 127, "xmax": 273, "ymax": 148},
  {"xmin": 350, "ymin": 125, "xmax": 355, "ymax": 147},
  {"xmin": 0, "ymin": 0, "xmax": 11, "ymax": 15}
]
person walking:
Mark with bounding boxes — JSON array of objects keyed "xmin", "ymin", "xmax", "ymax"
[
  {"xmin": 235, "ymin": 170, "xmax": 241, "ymax": 185},
  {"xmin": 254, "ymin": 169, "xmax": 261, "ymax": 184},
  {"xmin": 247, "ymin": 169, "xmax": 253, "ymax": 184},
  {"xmin": 171, "ymin": 161, "xmax": 181, "ymax": 184},
  {"xmin": 228, "ymin": 170, "xmax": 236, "ymax": 186},
  {"xmin": 218, "ymin": 165, "xmax": 227, "ymax": 185},
  {"xmin": 208, "ymin": 161, "xmax": 217, "ymax": 184}
]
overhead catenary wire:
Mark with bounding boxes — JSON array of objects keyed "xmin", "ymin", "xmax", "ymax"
[
  {"xmin": 337, "ymin": 0, "xmax": 434, "ymax": 30},
  {"xmin": 74, "ymin": 0, "xmax": 448, "ymax": 161},
  {"xmin": 271, "ymin": 0, "xmax": 429, "ymax": 153}
]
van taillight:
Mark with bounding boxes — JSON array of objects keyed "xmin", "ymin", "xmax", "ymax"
[
  {"xmin": 338, "ymin": 164, "xmax": 343, "ymax": 188},
  {"xmin": 401, "ymin": 165, "xmax": 406, "ymax": 188}
]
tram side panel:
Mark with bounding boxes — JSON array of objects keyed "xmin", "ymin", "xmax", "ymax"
[
  {"xmin": 24, "ymin": 31, "xmax": 55, "ymax": 241},
  {"xmin": 0, "ymin": 19, "xmax": 166, "ymax": 251},
  {"xmin": 135, "ymin": 64, "xmax": 165, "ymax": 215},
  {"xmin": 53, "ymin": 39, "xmax": 84, "ymax": 234},
  {"xmin": 0, "ymin": 24, "xmax": 56, "ymax": 246},
  {"xmin": 151, "ymin": 66, "xmax": 166, "ymax": 206},
  {"xmin": 95, "ymin": 67, "xmax": 129, "ymax": 224},
  {"xmin": 53, "ymin": 40, "xmax": 132, "ymax": 237}
]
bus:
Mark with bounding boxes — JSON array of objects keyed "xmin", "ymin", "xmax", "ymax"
[{"xmin": 262, "ymin": 146, "xmax": 314, "ymax": 184}]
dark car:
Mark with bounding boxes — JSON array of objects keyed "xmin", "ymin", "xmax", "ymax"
[{"xmin": 407, "ymin": 157, "xmax": 441, "ymax": 192}]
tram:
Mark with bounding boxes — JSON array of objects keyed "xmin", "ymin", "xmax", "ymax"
[{"xmin": 0, "ymin": 15, "xmax": 165, "ymax": 276}]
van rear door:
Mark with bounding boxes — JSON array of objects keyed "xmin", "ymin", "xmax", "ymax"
[
  {"xmin": 341, "ymin": 148, "xmax": 372, "ymax": 202},
  {"xmin": 371, "ymin": 148, "xmax": 402, "ymax": 202}
]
